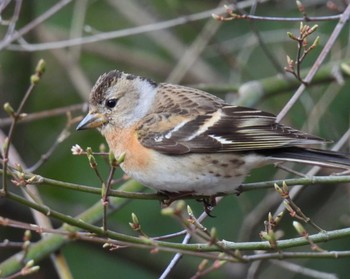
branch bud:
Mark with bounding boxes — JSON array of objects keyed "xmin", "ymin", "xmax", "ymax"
[
  {"xmin": 283, "ymin": 201, "xmax": 296, "ymax": 217},
  {"xmin": 268, "ymin": 212, "xmax": 273, "ymax": 224},
  {"xmin": 28, "ymin": 266, "xmax": 40, "ymax": 275},
  {"xmin": 129, "ymin": 213, "xmax": 141, "ymax": 231},
  {"xmin": 309, "ymin": 24, "xmax": 319, "ymax": 35},
  {"xmin": 24, "ymin": 259, "xmax": 34, "ymax": 269},
  {"xmin": 3, "ymin": 102, "xmax": 16, "ymax": 117},
  {"xmin": 108, "ymin": 150, "xmax": 117, "ymax": 168},
  {"xmin": 309, "ymin": 36, "xmax": 320, "ymax": 50},
  {"xmin": 293, "ymin": 221, "xmax": 307, "ymax": 236},
  {"xmin": 131, "ymin": 212, "xmax": 139, "ymax": 225},
  {"xmin": 30, "ymin": 74, "xmax": 40, "ymax": 85},
  {"xmin": 287, "ymin": 32, "xmax": 297, "ymax": 41},
  {"xmin": 282, "ymin": 181, "xmax": 289, "ymax": 194},
  {"xmin": 296, "ymin": 1, "xmax": 305, "ymax": 14},
  {"xmin": 35, "ymin": 59, "xmax": 46, "ymax": 75},
  {"xmin": 86, "ymin": 147, "xmax": 97, "ymax": 168},
  {"xmin": 210, "ymin": 227, "xmax": 217, "ymax": 243},
  {"xmin": 274, "ymin": 211, "xmax": 284, "ymax": 225},
  {"xmin": 274, "ymin": 183, "xmax": 283, "ymax": 195},
  {"xmin": 23, "ymin": 230, "xmax": 31, "ymax": 241},
  {"xmin": 187, "ymin": 205, "xmax": 194, "ymax": 217},
  {"xmin": 116, "ymin": 152, "xmax": 126, "ymax": 165},
  {"xmin": 175, "ymin": 200, "xmax": 186, "ymax": 214},
  {"xmin": 198, "ymin": 259, "xmax": 209, "ymax": 271},
  {"xmin": 223, "ymin": 4, "xmax": 233, "ymax": 14},
  {"xmin": 161, "ymin": 207, "xmax": 175, "ymax": 216},
  {"xmin": 212, "ymin": 13, "xmax": 224, "ymax": 21},
  {"xmin": 99, "ymin": 143, "xmax": 106, "ymax": 153},
  {"xmin": 341, "ymin": 62, "xmax": 350, "ymax": 76}
]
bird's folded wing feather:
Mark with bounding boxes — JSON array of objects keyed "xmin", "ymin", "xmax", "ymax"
[{"xmin": 137, "ymin": 104, "xmax": 325, "ymax": 155}]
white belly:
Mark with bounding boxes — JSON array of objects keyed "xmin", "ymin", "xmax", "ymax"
[{"xmin": 121, "ymin": 152, "xmax": 267, "ymax": 195}]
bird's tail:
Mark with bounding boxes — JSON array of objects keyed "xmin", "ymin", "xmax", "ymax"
[{"xmin": 259, "ymin": 147, "xmax": 350, "ymax": 169}]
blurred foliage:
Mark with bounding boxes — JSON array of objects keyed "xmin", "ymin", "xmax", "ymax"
[{"xmin": 1, "ymin": 0, "xmax": 350, "ymax": 278}]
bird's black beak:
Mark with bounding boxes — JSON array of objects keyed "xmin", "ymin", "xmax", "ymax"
[{"xmin": 76, "ymin": 112, "xmax": 107, "ymax": 130}]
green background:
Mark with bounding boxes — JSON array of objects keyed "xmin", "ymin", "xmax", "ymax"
[{"xmin": 1, "ymin": 1, "xmax": 350, "ymax": 278}]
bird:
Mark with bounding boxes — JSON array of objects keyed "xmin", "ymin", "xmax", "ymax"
[{"xmin": 76, "ymin": 70, "xmax": 350, "ymax": 210}]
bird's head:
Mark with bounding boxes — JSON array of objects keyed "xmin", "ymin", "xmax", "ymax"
[{"xmin": 76, "ymin": 70, "xmax": 158, "ymax": 135}]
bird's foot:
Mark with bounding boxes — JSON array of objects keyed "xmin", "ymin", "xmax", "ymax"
[
  {"xmin": 159, "ymin": 190, "xmax": 195, "ymax": 208},
  {"xmin": 235, "ymin": 185, "xmax": 243, "ymax": 196},
  {"xmin": 196, "ymin": 196, "xmax": 216, "ymax": 217},
  {"xmin": 159, "ymin": 191, "xmax": 217, "ymax": 217}
]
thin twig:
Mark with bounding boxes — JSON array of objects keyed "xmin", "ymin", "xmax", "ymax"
[
  {"xmin": 102, "ymin": 167, "xmax": 117, "ymax": 231},
  {"xmin": 0, "ymin": 0, "xmax": 72, "ymax": 50},
  {"xmin": 269, "ymin": 259, "xmax": 337, "ymax": 279},
  {"xmin": 247, "ymin": 0, "xmax": 285, "ymax": 74},
  {"xmin": 215, "ymin": 13, "xmax": 342, "ymax": 22},
  {"xmin": 5, "ymin": 1, "xmax": 272, "ymax": 52},
  {"xmin": 165, "ymin": 1, "xmax": 222, "ymax": 83},
  {"xmin": 159, "ymin": 209, "xmax": 211, "ymax": 278},
  {"xmin": 159, "ymin": 233, "xmax": 192, "ymax": 279},
  {"xmin": 4, "ymin": 0, "xmax": 22, "ymax": 40},
  {"xmin": 1, "ymin": 81, "xmax": 36, "ymax": 193},
  {"xmin": 273, "ymin": 126, "xmax": 350, "ymax": 216},
  {"xmin": 0, "ymin": 103, "xmax": 85, "ymax": 128},
  {"xmin": 277, "ymin": 4, "xmax": 350, "ymax": 122},
  {"xmin": 27, "ymin": 117, "xmax": 76, "ymax": 172}
]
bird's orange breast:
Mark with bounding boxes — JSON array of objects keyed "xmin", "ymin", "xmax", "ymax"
[{"xmin": 104, "ymin": 124, "xmax": 152, "ymax": 171}]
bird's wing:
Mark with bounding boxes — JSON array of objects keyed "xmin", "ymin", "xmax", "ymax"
[
  {"xmin": 137, "ymin": 104, "xmax": 325, "ymax": 155},
  {"xmin": 137, "ymin": 83, "xmax": 325, "ymax": 154}
]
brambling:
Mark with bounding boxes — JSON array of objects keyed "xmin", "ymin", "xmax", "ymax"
[{"xmin": 77, "ymin": 70, "xmax": 350, "ymax": 205}]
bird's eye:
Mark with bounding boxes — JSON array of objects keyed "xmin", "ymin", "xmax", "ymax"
[{"xmin": 105, "ymin": 98, "xmax": 118, "ymax": 109}]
